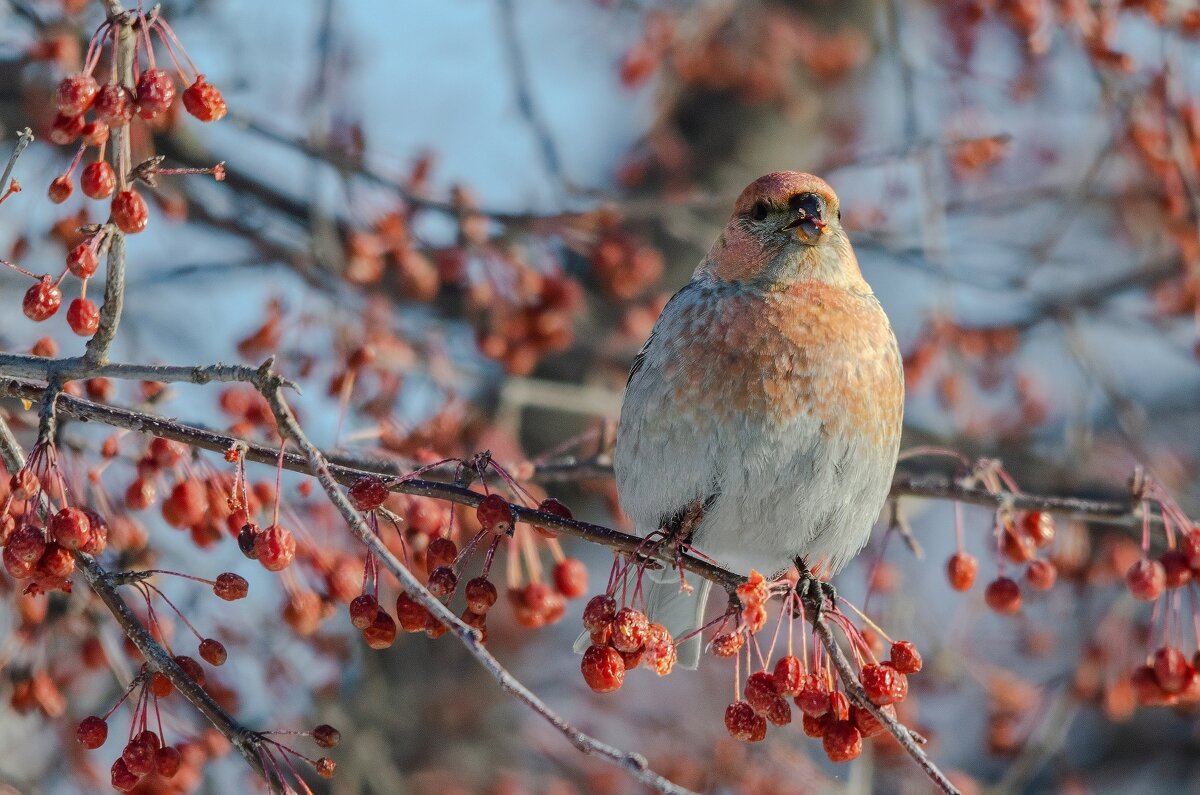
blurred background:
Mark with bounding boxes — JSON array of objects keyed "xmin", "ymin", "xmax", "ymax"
[{"xmin": 2, "ymin": 0, "xmax": 1200, "ymax": 793}]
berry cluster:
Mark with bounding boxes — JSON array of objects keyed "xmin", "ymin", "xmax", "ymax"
[{"xmin": 338, "ymin": 463, "xmax": 587, "ymax": 652}]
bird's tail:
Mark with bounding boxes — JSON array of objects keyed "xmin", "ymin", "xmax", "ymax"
[{"xmin": 573, "ymin": 565, "xmax": 712, "ymax": 670}]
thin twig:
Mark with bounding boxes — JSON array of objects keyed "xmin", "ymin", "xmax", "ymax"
[{"xmin": 1, "ymin": 127, "xmax": 34, "ymax": 191}]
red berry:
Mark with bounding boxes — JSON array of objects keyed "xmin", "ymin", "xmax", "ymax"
[
  {"xmin": 1180, "ymin": 529, "xmax": 1200, "ymax": 570},
  {"xmin": 67, "ymin": 242, "xmax": 99, "ymax": 278},
  {"xmin": 744, "ymin": 671, "xmax": 779, "ymax": 714},
  {"xmin": 475, "ymin": 493, "xmax": 514, "ymax": 535},
  {"xmin": 111, "ymin": 757, "xmax": 139, "ymax": 790},
  {"xmin": 80, "ymin": 161, "xmax": 115, "ymax": 199},
  {"xmin": 182, "ymin": 75, "xmax": 228, "ymax": 122},
  {"xmin": 724, "ymin": 701, "xmax": 767, "ymax": 742},
  {"xmin": 111, "ymin": 189, "xmax": 149, "ymax": 233},
  {"xmin": 985, "ymin": 576, "xmax": 1022, "ymax": 614},
  {"xmin": 851, "ymin": 703, "xmax": 893, "ymax": 738},
  {"xmin": 77, "ymin": 715, "xmax": 108, "ymax": 748},
  {"xmin": 642, "ymin": 623, "xmax": 677, "ymax": 676},
  {"xmin": 1153, "ymin": 646, "xmax": 1193, "ymax": 694},
  {"xmin": 611, "ymin": 607, "xmax": 649, "ymax": 653},
  {"xmin": 213, "ymin": 572, "xmax": 248, "ymax": 600},
  {"xmin": 50, "ymin": 507, "xmax": 90, "ymax": 549},
  {"xmin": 23, "ymin": 277, "xmax": 63, "ymax": 321},
  {"xmin": 1025, "ymin": 559, "xmax": 1057, "ymax": 590},
  {"xmin": 174, "ymin": 655, "xmax": 205, "ymax": 686},
  {"xmin": 122, "ymin": 737, "xmax": 156, "ymax": 776},
  {"xmin": 79, "ymin": 509, "xmax": 109, "ymax": 556},
  {"xmin": 363, "ymin": 609, "xmax": 397, "ymax": 649},
  {"xmin": 532, "ymin": 497, "xmax": 571, "ymax": 538},
  {"xmin": 794, "ymin": 674, "xmax": 830, "ymax": 717},
  {"xmin": 3, "ymin": 544, "xmax": 35, "ymax": 579},
  {"xmin": 552, "ymin": 557, "xmax": 588, "ymax": 598},
  {"xmin": 581, "ymin": 644, "xmax": 625, "ymax": 693},
  {"xmin": 823, "ymin": 719, "xmax": 863, "ymax": 762},
  {"xmin": 198, "ymin": 638, "xmax": 226, "ymax": 666},
  {"xmin": 773, "ymin": 655, "xmax": 804, "ymax": 696},
  {"xmin": 1022, "ymin": 511, "xmax": 1056, "ymax": 548},
  {"xmin": 48, "ymin": 112, "xmax": 85, "ymax": 145},
  {"xmin": 255, "ymin": 524, "xmax": 296, "ymax": 571},
  {"xmin": 136, "ymin": 69, "xmax": 176, "ymax": 119},
  {"xmin": 48, "ymin": 175, "xmax": 73, "ymax": 203},
  {"xmin": 888, "ymin": 640, "xmax": 923, "ymax": 674},
  {"xmin": 349, "ymin": 594, "xmax": 379, "ymax": 629},
  {"xmin": 396, "ymin": 592, "xmax": 431, "ymax": 632},
  {"xmin": 801, "ymin": 711, "xmax": 831, "ymax": 738},
  {"xmin": 465, "ymin": 577, "xmax": 498, "ymax": 614},
  {"xmin": 313, "ymin": 724, "xmax": 341, "ymax": 749},
  {"xmin": 1001, "ymin": 527, "xmax": 1037, "ymax": 564},
  {"xmin": 57, "ymin": 73, "xmax": 99, "ymax": 116},
  {"xmin": 163, "ymin": 479, "xmax": 208, "ymax": 528},
  {"xmin": 860, "ymin": 663, "xmax": 900, "ymax": 705},
  {"xmin": 1126, "ymin": 558, "xmax": 1165, "ymax": 601},
  {"xmin": 581, "ymin": 594, "xmax": 617, "ymax": 632},
  {"xmin": 427, "ymin": 565, "xmax": 458, "ymax": 597},
  {"xmin": 67, "ymin": 297, "xmax": 100, "ymax": 336},
  {"xmin": 155, "ymin": 745, "xmax": 181, "ymax": 778},
  {"xmin": 315, "ymin": 757, "xmax": 336, "ymax": 779},
  {"xmin": 946, "ymin": 552, "xmax": 978, "ymax": 591},
  {"xmin": 7, "ymin": 523, "xmax": 47, "ymax": 563},
  {"xmin": 348, "ymin": 476, "xmax": 388, "ymax": 511},
  {"xmin": 1160, "ymin": 550, "xmax": 1192, "ymax": 589},
  {"xmin": 764, "ymin": 695, "xmax": 792, "ymax": 726},
  {"xmin": 36, "ymin": 542, "xmax": 75, "ymax": 578},
  {"xmin": 94, "ymin": 84, "xmax": 134, "ymax": 127},
  {"xmin": 426, "ymin": 536, "xmax": 458, "ymax": 570},
  {"xmin": 81, "ymin": 119, "xmax": 109, "ymax": 147}
]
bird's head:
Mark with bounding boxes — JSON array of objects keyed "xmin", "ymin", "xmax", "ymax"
[{"xmin": 699, "ymin": 171, "xmax": 868, "ymax": 292}]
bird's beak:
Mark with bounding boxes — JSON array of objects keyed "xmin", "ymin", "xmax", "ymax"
[{"xmin": 781, "ymin": 213, "xmax": 825, "ymax": 244}]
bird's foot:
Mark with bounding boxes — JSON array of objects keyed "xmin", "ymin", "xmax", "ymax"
[{"xmin": 794, "ymin": 557, "xmax": 836, "ymax": 620}]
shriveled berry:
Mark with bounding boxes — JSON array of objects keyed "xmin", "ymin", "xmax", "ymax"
[
  {"xmin": 182, "ymin": 75, "xmax": 227, "ymax": 122},
  {"xmin": 136, "ymin": 69, "xmax": 176, "ymax": 118},
  {"xmin": 23, "ymin": 277, "xmax": 63, "ymax": 321},
  {"xmin": 7, "ymin": 523, "xmax": 47, "ymax": 563},
  {"xmin": 67, "ymin": 297, "xmax": 100, "ymax": 336},
  {"xmin": 255, "ymin": 524, "xmax": 296, "ymax": 571},
  {"xmin": 1022, "ymin": 511, "xmax": 1056, "ymax": 548},
  {"xmin": 795, "ymin": 674, "xmax": 831, "ymax": 717},
  {"xmin": 642, "ymin": 623, "xmax": 676, "ymax": 676},
  {"xmin": 724, "ymin": 701, "xmax": 767, "ymax": 742},
  {"xmin": 581, "ymin": 644, "xmax": 625, "ymax": 693},
  {"xmin": 36, "ymin": 543, "xmax": 75, "ymax": 578},
  {"xmin": 1126, "ymin": 558, "xmax": 1165, "ymax": 601},
  {"xmin": 174, "ymin": 655, "xmax": 205, "ymax": 686},
  {"xmin": 48, "ymin": 112, "xmax": 85, "ymax": 145},
  {"xmin": 476, "ymin": 493, "xmax": 514, "ymax": 535},
  {"xmin": 66, "ymin": 242, "xmax": 99, "ymax": 278},
  {"xmin": 582, "ymin": 594, "xmax": 617, "ymax": 632},
  {"xmin": 315, "ymin": 757, "xmax": 336, "ymax": 779},
  {"xmin": 94, "ymin": 84, "xmax": 134, "ymax": 127},
  {"xmin": 985, "ymin": 576, "xmax": 1021, "ymax": 614},
  {"xmin": 57, "ymin": 73, "xmax": 99, "ymax": 116},
  {"xmin": 363, "ymin": 609, "xmax": 397, "ymax": 649},
  {"xmin": 946, "ymin": 552, "xmax": 978, "ymax": 591},
  {"xmin": 76, "ymin": 715, "xmax": 108, "ymax": 748},
  {"xmin": 81, "ymin": 119, "xmax": 109, "ymax": 147},
  {"xmin": 553, "ymin": 557, "xmax": 588, "ymax": 598},
  {"xmin": 426, "ymin": 536, "xmax": 457, "ymax": 569},
  {"xmin": 396, "ymin": 592, "xmax": 431, "ymax": 632},
  {"xmin": 532, "ymin": 496, "xmax": 571, "ymax": 538},
  {"xmin": 111, "ymin": 189, "xmax": 149, "ymax": 233},
  {"xmin": 209, "ymin": 572, "xmax": 247, "ymax": 602},
  {"xmin": 764, "ymin": 695, "xmax": 792, "ymax": 726},
  {"xmin": 822, "ymin": 719, "xmax": 863, "ymax": 762},
  {"xmin": 610, "ymin": 607, "xmax": 649, "ymax": 653},
  {"xmin": 888, "ymin": 640, "xmax": 923, "ymax": 674},
  {"xmin": 48, "ymin": 175, "xmax": 73, "ymax": 203},
  {"xmin": 155, "ymin": 745, "xmax": 181, "ymax": 777},
  {"xmin": 1025, "ymin": 559, "xmax": 1057, "ymax": 590},
  {"xmin": 198, "ymin": 638, "xmax": 226, "ymax": 666},
  {"xmin": 81, "ymin": 161, "xmax": 115, "ymax": 199},
  {"xmin": 111, "ymin": 757, "xmax": 139, "ymax": 790},
  {"xmin": 50, "ymin": 507, "xmax": 90, "ymax": 549},
  {"xmin": 860, "ymin": 663, "xmax": 900, "ymax": 705},
  {"xmin": 427, "ymin": 565, "xmax": 458, "ymax": 597},
  {"xmin": 802, "ymin": 711, "xmax": 831, "ymax": 738},
  {"xmin": 79, "ymin": 509, "xmax": 108, "ymax": 556},
  {"xmin": 772, "ymin": 655, "xmax": 804, "ymax": 696},
  {"xmin": 745, "ymin": 671, "xmax": 779, "ymax": 714},
  {"xmin": 312, "ymin": 724, "xmax": 341, "ymax": 749},
  {"xmin": 465, "ymin": 577, "xmax": 498, "ymax": 614},
  {"xmin": 349, "ymin": 594, "xmax": 379, "ymax": 629},
  {"xmin": 122, "ymin": 737, "xmax": 156, "ymax": 776},
  {"xmin": 348, "ymin": 476, "xmax": 388, "ymax": 511},
  {"xmin": 238, "ymin": 523, "xmax": 261, "ymax": 559},
  {"xmin": 851, "ymin": 703, "xmax": 893, "ymax": 738}
]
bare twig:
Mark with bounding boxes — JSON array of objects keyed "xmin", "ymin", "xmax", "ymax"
[
  {"xmin": 1, "ymin": 127, "xmax": 34, "ymax": 191},
  {"xmin": 0, "ymin": 353, "xmax": 297, "ymax": 390}
]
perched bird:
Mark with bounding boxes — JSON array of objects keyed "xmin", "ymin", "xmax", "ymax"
[{"xmin": 609, "ymin": 172, "xmax": 904, "ymax": 668}]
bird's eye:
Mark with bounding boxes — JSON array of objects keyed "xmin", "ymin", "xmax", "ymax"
[{"xmin": 750, "ymin": 200, "xmax": 770, "ymax": 221}]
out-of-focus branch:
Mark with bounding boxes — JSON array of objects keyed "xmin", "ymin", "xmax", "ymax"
[{"xmin": 1, "ymin": 127, "xmax": 34, "ymax": 190}]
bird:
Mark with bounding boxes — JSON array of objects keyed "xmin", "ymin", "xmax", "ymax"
[{"xmin": 603, "ymin": 171, "xmax": 904, "ymax": 668}]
